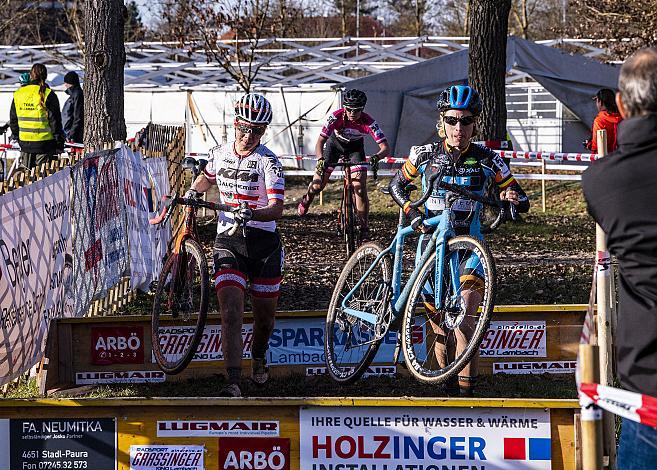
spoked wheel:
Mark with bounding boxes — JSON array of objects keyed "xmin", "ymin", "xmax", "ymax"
[
  {"xmin": 401, "ymin": 236, "xmax": 495, "ymax": 384},
  {"xmin": 325, "ymin": 242, "xmax": 392, "ymax": 383},
  {"xmin": 151, "ymin": 238, "xmax": 209, "ymax": 375}
]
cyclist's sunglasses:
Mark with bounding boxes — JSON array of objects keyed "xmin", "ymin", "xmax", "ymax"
[
  {"xmin": 443, "ymin": 115, "xmax": 475, "ymax": 126},
  {"xmin": 235, "ymin": 121, "xmax": 267, "ymax": 135},
  {"xmin": 344, "ymin": 106, "xmax": 364, "ymax": 113}
]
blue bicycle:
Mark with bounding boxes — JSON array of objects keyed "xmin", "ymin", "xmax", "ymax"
[{"xmin": 324, "ymin": 169, "xmax": 514, "ymax": 384}]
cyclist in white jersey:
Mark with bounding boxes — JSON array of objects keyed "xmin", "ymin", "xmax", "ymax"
[{"xmin": 186, "ymin": 93, "xmax": 284, "ymax": 397}]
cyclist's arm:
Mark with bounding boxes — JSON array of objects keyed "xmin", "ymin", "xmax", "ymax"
[
  {"xmin": 258, "ymin": 154, "xmax": 285, "ymax": 222},
  {"xmin": 189, "ymin": 173, "xmax": 213, "ymax": 193},
  {"xmin": 388, "ymin": 146, "xmax": 423, "ymax": 209},
  {"xmin": 372, "ymin": 140, "xmax": 390, "ymax": 160},
  {"xmin": 489, "ymin": 153, "xmax": 530, "ymax": 213},
  {"xmin": 252, "ymin": 199, "xmax": 283, "ymax": 222},
  {"xmin": 315, "ymin": 135, "xmax": 327, "ymax": 160}
]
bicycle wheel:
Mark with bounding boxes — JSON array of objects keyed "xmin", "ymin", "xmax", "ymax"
[
  {"xmin": 342, "ymin": 183, "xmax": 357, "ymax": 257},
  {"xmin": 152, "ymin": 238, "xmax": 209, "ymax": 375},
  {"xmin": 401, "ymin": 236, "xmax": 495, "ymax": 384},
  {"xmin": 325, "ymin": 242, "xmax": 392, "ymax": 383}
]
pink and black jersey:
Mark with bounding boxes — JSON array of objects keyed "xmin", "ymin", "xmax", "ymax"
[
  {"xmin": 204, "ymin": 142, "xmax": 285, "ymax": 234},
  {"xmin": 320, "ymin": 109, "xmax": 387, "ymax": 144}
]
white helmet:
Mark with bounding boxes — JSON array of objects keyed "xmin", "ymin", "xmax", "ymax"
[{"xmin": 234, "ymin": 93, "xmax": 272, "ymax": 125}]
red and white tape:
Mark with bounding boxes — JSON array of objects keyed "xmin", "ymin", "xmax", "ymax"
[
  {"xmin": 185, "ymin": 151, "xmax": 599, "ymax": 164},
  {"xmin": 579, "ymin": 382, "xmax": 657, "ymax": 428}
]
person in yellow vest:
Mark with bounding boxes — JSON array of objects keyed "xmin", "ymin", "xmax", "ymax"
[{"xmin": 9, "ymin": 63, "xmax": 64, "ymax": 169}]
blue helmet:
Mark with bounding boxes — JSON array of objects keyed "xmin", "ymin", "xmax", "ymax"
[
  {"xmin": 437, "ymin": 85, "xmax": 482, "ymax": 116},
  {"xmin": 19, "ymin": 72, "xmax": 30, "ymax": 85}
]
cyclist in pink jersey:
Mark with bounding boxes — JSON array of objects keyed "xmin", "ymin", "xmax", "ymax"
[
  {"xmin": 186, "ymin": 93, "xmax": 284, "ymax": 397},
  {"xmin": 297, "ymin": 89, "xmax": 390, "ymax": 240}
]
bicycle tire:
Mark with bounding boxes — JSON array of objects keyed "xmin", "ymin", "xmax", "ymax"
[
  {"xmin": 152, "ymin": 238, "xmax": 209, "ymax": 375},
  {"xmin": 401, "ymin": 236, "xmax": 496, "ymax": 384},
  {"xmin": 325, "ymin": 242, "xmax": 392, "ymax": 384},
  {"xmin": 343, "ymin": 183, "xmax": 357, "ymax": 257}
]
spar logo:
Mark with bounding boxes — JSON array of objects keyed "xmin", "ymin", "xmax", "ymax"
[
  {"xmin": 219, "ymin": 437, "xmax": 290, "ymax": 470},
  {"xmin": 157, "ymin": 420, "xmax": 280, "ymax": 437},
  {"xmin": 312, "ymin": 434, "xmax": 487, "ymax": 460},
  {"xmin": 75, "ymin": 370, "xmax": 165, "ymax": 384},
  {"xmin": 91, "ymin": 326, "xmax": 144, "ymax": 365}
]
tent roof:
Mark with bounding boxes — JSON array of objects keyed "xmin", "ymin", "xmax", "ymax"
[{"xmin": 345, "ymin": 36, "xmax": 620, "ymax": 155}]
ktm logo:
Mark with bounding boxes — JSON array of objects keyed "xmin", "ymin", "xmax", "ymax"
[{"xmin": 215, "ymin": 168, "xmax": 259, "ymax": 182}]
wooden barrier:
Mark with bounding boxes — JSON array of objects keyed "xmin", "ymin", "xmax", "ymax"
[
  {"xmin": 0, "ymin": 397, "xmax": 579, "ymax": 470},
  {"xmin": 40, "ymin": 305, "xmax": 585, "ymax": 393}
]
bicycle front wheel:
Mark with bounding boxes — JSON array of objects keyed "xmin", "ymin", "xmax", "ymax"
[
  {"xmin": 401, "ymin": 236, "xmax": 495, "ymax": 384},
  {"xmin": 152, "ymin": 238, "xmax": 209, "ymax": 375},
  {"xmin": 325, "ymin": 242, "xmax": 392, "ymax": 383}
]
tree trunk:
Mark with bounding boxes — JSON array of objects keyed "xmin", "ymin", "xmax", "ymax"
[
  {"xmin": 468, "ymin": 0, "xmax": 511, "ymax": 141},
  {"xmin": 84, "ymin": 0, "xmax": 126, "ymax": 148}
]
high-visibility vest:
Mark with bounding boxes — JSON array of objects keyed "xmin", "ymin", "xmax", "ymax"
[{"xmin": 13, "ymin": 84, "xmax": 54, "ymax": 142}]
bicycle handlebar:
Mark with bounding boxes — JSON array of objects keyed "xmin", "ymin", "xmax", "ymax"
[
  {"xmin": 149, "ymin": 195, "xmax": 247, "ymax": 236},
  {"xmin": 406, "ymin": 167, "xmax": 517, "ymax": 231}
]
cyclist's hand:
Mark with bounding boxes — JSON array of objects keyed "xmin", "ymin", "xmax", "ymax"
[
  {"xmin": 184, "ymin": 189, "xmax": 199, "ymax": 200},
  {"xmin": 315, "ymin": 157, "xmax": 325, "ymax": 175},
  {"xmin": 369, "ymin": 155, "xmax": 380, "ymax": 180},
  {"xmin": 405, "ymin": 206, "xmax": 424, "ymax": 232},
  {"xmin": 234, "ymin": 204, "xmax": 253, "ymax": 224}
]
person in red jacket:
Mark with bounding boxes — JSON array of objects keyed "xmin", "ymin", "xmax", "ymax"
[{"xmin": 585, "ymin": 88, "xmax": 623, "ymax": 154}]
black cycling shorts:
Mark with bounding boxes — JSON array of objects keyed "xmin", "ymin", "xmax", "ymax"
[
  {"xmin": 321, "ymin": 134, "xmax": 366, "ymax": 173},
  {"xmin": 212, "ymin": 227, "xmax": 284, "ymax": 298}
]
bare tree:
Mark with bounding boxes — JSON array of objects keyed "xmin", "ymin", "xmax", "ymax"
[
  {"xmin": 84, "ymin": 0, "xmax": 126, "ymax": 146},
  {"xmin": 384, "ymin": 0, "xmax": 432, "ymax": 36},
  {"xmin": 434, "ymin": 0, "xmax": 472, "ymax": 36},
  {"xmin": 568, "ymin": 0, "xmax": 657, "ymax": 58},
  {"xmin": 509, "ymin": 0, "xmax": 563, "ymax": 40},
  {"xmin": 468, "ymin": 0, "xmax": 512, "ymax": 141},
  {"xmin": 331, "ymin": 0, "xmax": 375, "ymax": 36}
]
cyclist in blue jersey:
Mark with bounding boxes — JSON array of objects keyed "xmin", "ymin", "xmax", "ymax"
[{"xmin": 388, "ymin": 85, "xmax": 530, "ymax": 396}]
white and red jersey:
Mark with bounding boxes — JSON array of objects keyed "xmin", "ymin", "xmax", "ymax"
[
  {"xmin": 204, "ymin": 142, "xmax": 285, "ymax": 234},
  {"xmin": 320, "ymin": 109, "xmax": 387, "ymax": 144}
]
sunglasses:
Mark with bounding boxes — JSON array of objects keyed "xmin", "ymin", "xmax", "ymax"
[
  {"xmin": 235, "ymin": 122, "xmax": 267, "ymax": 135},
  {"xmin": 443, "ymin": 115, "xmax": 475, "ymax": 126},
  {"xmin": 344, "ymin": 107, "xmax": 364, "ymax": 113}
]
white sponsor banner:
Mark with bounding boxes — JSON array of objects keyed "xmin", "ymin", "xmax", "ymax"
[
  {"xmin": 300, "ymin": 407, "xmax": 552, "ymax": 469},
  {"xmin": 479, "ymin": 321, "xmax": 547, "ymax": 358},
  {"xmin": 494, "ymin": 360, "xmax": 577, "ymax": 375},
  {"xmin": 146, "ymin": 156, "xmax": 170, "ymax": 283},
  {"xmin": 306, "ymin": 365, "xmax": 397, "ymax": 377},
  {"xmin": 0, "ymin": 170, "xmax": 73, "ymax": 386},
  {"xmin": 0, "ymin": 419, "xmax": 8, "ymax": 470},
  {"xmin": 118, "ymin": 148, "xmax": 171, "ymax": 292},
  {"xmin": 130, "ymin": 445, "xmax": 204, "ymax": 470},
  {"xmin": 71, "ymin": 150, "xmax": 129, "ymax": 316},
  {"xmin": 75, "ymin": 370, "xmax": 166, "ymax": 385},
  {"xmin": 157, "ymin": 420, "xmax": 279, "ymax": 437},
  {"xmin": 156, "ymin": 317, "xmax": 406, "ymax": 365}
]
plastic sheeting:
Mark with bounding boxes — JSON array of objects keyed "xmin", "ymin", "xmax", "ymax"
[{"xmin": 344, "ymin": 36, "xmax": 620, "ymax": 155}]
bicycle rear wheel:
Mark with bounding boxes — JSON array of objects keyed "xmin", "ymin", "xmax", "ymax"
[
  {"xmin": 401, "ymin": 236, "xmax": 495, "ymax": 384},
  {"xmin": 152, "ymin": 238, "xmax": 209, "ymax": 375},
  {"xmin": 325, "ymin": 242, "xmax": 392, "ymax": 383}
]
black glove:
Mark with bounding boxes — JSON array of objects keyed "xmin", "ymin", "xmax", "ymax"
[
  {"xmin": 234, "ymin": 205, "xmax": 253, "ymax": 224},
  {"xmin": 184, "ymin": 189, "xmax": 199, "ymax": 200},
  {"xmin": 405, "ymin": 206, "xmax": 424, "ymax": 231}
]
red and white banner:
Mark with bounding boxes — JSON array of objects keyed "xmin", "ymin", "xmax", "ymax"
[
  {"xmin": 579, "ymin": 383, "xmax": 657, "ymax": 428},
  {"xmin": 218, "ymin": 437, "xmax": 290, "ymax": 470},
  {"xmin": 91, "ymin": 326, "xmax": 145, "ymax": 365},
  {"xmin": 0, "ymin": 169, "xmax": 73, "ymax": 386}
]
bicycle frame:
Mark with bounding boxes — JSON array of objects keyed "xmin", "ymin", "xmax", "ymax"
[{"xmin": 340, "ymin": 202, "xmax": 483, "ymax": 328}]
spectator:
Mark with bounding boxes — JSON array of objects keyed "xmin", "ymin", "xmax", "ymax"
[
  {"xmin": 9, "ymin": 63, "xmax": 64, "ymax": 168},
  {"xmin": 584, "ymin": 88, "xmax": 623, "ymax": 154},
  {"xmin": 62, "ymin": 71, "xmax": 84, "ymax": 144},
  {"xmin": 582, "ymin": 47, "xmax": 657, "ymax": 468}
]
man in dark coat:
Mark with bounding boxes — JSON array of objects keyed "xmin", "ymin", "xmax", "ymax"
[
  {"xmin": 62, "ymin": 71, "xmax": 84, "ymax": 144},
  {"xmin": 582, "ymin": 46, "xmax": 657, "ymax": 468}
]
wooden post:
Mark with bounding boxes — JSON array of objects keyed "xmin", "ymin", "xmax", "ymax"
[
  {"xmin": 580, "ymin": 344, "xmax": 604, "ymax": 470},
  {"xmin": 541, "ymin": 158, "xmax": 547, "ymax": 212},
  {"xmin": 594, "ymin": 129, "xmax": 616, "ymax": 469}
]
